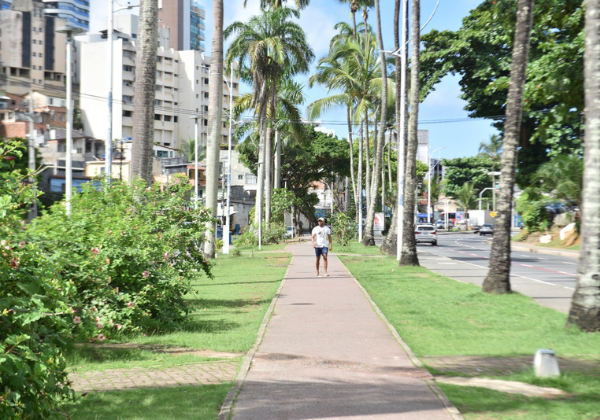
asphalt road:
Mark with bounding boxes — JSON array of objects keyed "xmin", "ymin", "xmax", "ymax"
[{"xmin": 414, "ymin": 233, "xmax": 577, "ymax": 313}]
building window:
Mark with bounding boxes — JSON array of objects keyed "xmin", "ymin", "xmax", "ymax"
[
  {"xmin": 173, "ymin": 116, "xmax": 178, "ymax": 122},
  {"xmin": 203, "ymin": 119, "xmax": 207, "ymax": 126},
  {"xmin": 196, "ymin": 94, "xmax": 199, "ymax": 98},
  {"xmin": 196, "ymin": 79, "xmax": 199, "ymax": 84},
  {"xmin": 123, "ymin": 110, "xmax": 132, "ymax": 117},
  {"xmin": 164, "ymin": 115, "xmax": 171, "ymax": 122},
  {"xmin": 123, "ymin": 95, "xmax": 133, "ymax": 102},
  {"xmin": 154, "ymin": 114, "xmax": 161, "ymax": 121},
  {"xmin": 204, "ymin": 105, "xmax": 208, "ymax": 112},
  {"xmin": 39, "ymin": 53, "xmax": 42, "ymax": 57},
  {"xmin": 61, "ymin": 115, "xmax": 65, "ymax": 122},
  {"xmin": 123, "ymin": 65, "xmax": 133, "ymax": 71},
  {"xmin": 204, "ymin": 92, "xmax": 209, "ymax": 98},
  {"xmin": 245, "ymin": 174, "xmax": 257, "ymax": 185},
  {"xmin": 33, "ymin": 52, "xmax": 37, "ymax": 57},
  {"xmin": 238, "ymin": 174, "xmax": 244, "ymax": 180},
  {"xmin": 33, "ymin": 40, "xmax": 36, "ymax": 44}
]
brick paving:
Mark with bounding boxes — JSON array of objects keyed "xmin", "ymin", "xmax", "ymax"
[
  {"xmin": 421, "ymin": 355, "xmax": 600, "ymax": 377},
  {"xmin": 69, "ymin": 360, "xmax": 239, "ymax": 392}
]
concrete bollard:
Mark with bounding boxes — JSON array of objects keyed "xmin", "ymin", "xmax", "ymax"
[{"xmin": 534, "ymin": 349, "xmax": 560, "ymax": 377}]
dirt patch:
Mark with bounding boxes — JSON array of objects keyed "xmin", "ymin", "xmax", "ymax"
[
  {"xmin": 76, "ymin": 343, "xmax": 242, "ymax": 359},
  {"xmin": 515, "ymin": 227, "xmax": 580, "ymax": 249}
]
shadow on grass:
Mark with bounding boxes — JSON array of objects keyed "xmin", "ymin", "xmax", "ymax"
[
  {"xmin": 179, "ymin": 317, "xmax": 240, "ymax": 334},
  {"xmin": 186, "ymin": 298, "xmax": 272, "ymax": 310},
  {"xmin": 66, "ymin": 346, "xmax": 155, "ymax": 366},
  {"xmin": 62, "ymin": 384, "xmax": 232, "ymax": 419}
]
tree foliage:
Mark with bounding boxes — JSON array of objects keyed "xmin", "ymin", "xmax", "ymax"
[
  {"xmin": 441, "ymin": 156, "xmax": 494, "ymax": 199},
  {"xmin": 421, "ymin": 0, "xmax": 584, "ymax": 186}
]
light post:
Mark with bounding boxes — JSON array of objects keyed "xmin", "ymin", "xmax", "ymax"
[
  {"xmin": 57, "ymin": 25, "xmax": 84, "ymax": 216},
  {"xmin": 106, "ymin": 1, "xmax": 139, "ymax": 181},
  {"xmin": 190, "ymin": 115, "xmax": 201, "ymax": 210},
  {"xmin": 223, "ymin": 66, "xmax": 235, "ymax": 255},
  {"xmin": 479, "ymin": 187, "xmax": 493, "ymax": 210},
  {"xmin": 426, "ymin": 146, "xmax": 446, "ymax": 224},
  {"xmin": 349, "ymin": 127, "xmax": 364, "ymax": 243}
]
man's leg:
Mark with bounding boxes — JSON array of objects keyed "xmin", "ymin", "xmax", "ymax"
[
  {"xmin": 323, "ymin": 253, "xmax": 328, "ymax": 276},
  {"xmin": 315, "ymin": 248, "xmax": 321, "ymax": 276}
]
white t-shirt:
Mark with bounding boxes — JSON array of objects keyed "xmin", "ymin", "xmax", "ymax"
[{"xmin": 312, "ymin": 225, "xmax": 331, "ymax": 248}]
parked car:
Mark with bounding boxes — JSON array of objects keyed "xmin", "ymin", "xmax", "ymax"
[
  {"xmin": 284, "ymin": 226, "xmax": 295, "ymax": 239},
  {"xmin": 479, "ymin": 223, "xmax": 494, "ymax": 236},
  {"xmin": 415, "ymin": 224, "xmax": 437, "ymax": 246},
  {"xmin": 472, "ymin": 225, "xmax": 481, "ymax": 233},
  {"xmin": 435, "ymin": 220, "xmax": 453, "ymax": 229}
]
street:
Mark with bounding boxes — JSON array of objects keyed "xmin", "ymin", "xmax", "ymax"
[{"xmin": 415, "ymin": 233, "xmax": 577, "ymax": 313}]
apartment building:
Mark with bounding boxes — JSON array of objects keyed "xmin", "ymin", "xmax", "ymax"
[
  {"xmin": 0, "ymin": 0, "xmax": 69, "ymax": 95},
  {"xmin": 158, "ymin": 0, "xmax": 206, "ymax": 52},
  {"xmin": 78, "ymin": 15, "xmax": 239, "ymax": 153}
]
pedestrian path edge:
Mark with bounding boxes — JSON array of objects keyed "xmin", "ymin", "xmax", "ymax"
[
  {"xmin": 217, "ymin": 254, "xmax": 293, "ymax": 420},
  {"xmin": 336, "ymin": 257, "xmax": 465, "ymax": 420}
]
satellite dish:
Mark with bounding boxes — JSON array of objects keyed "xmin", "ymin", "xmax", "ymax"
[{"xmin": 10, "ymin": 0, "xmax": 34, "ymax": 12}]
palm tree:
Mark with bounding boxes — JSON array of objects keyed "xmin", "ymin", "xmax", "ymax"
[
  {"xmin": 478, "ymin": 134, "xmax": 503, "ymax": 210},
  {"xmin": 567, "ymin": 0, "xmax": 600, "ymax": 331},
  {"xmin": 245, "ymin": 0, "xmax": 309, "ymax": 8},
  {"xmin": 532, "ymin": 154, "xmax": 583, "ymax": 209},
  {"xmin": 225, "ymin": 7, "xmax": 314, "ymax": 229},
  {"xmin": 131, "ymin": 0, "xmax": 159, "ymax": 183},
  {"xmin": 363, "ymin": 0, "xmax": 388, "ymax": 246},
  {"xmin": 399, "ymin": 0, "xmax": 421, "ymax": 266},
  {"xmin": 203, "ymin": 0, "xmax": 224, "ymax": 258},
  {"xmin": 455, "ymin": 182, "xmax": 477, "ymax": 230},
  {"xmin": 334, "ymin": 0, "xmax": 374, "ymax": 38},
  {"xmin": 483, "ymin": 0, "xmax": 535, "ymax": 294}
]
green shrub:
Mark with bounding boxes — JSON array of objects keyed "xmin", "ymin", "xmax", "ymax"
[
  {"xmin": 1, "ymin": 139, "xmax": 76, "ymax": 418},
  {"xmin": 24, "ymin": 176, "xmax": 214, "ymax": 338},
  {"xmin": 262, "ymin": 223, "xmax": 286, "ymax": 244},
  {"xmin": 331, "ymin": 212, "xmax": 357, "ymax": 247}
]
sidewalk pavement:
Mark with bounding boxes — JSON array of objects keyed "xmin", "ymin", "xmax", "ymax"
[{"xmin": 226, "ymin": 241, "xmax": 459, "ymax": 420}]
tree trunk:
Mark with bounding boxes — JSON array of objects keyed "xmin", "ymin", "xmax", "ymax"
[
  {"xmin": 400, "ymin": 0, "xmax": 421, "ymax": 266},
  {"xmin": 482, "ymin": 0, "xmax": 535, "ymax": 293},
  {"xmin": 364, "ymin": 112, "xmax": 371, "ymax": 213},
  {"xmin": 383, "ymin": 0, "xmax": 402, "ymax": 254},
  {"xmin": 203, "ymin": 0, "xmax": 224, "ymax": 258},
  {"xmin": 363, "ymin": 0, "xmax": 387, "ymax": 247},
  {"xmin": 567, "ymin": 0, "xmax": 600, "ymax": 331},
  {"xmin": 347, "ymin": 106, "xmax": 358, "ymax": 214},
  {"xmin": 131, "ymin": 0, "xmax": 158, "ymax": 183},
  {"xmin": 254, "ymin": 97, "xmax": 267, "ymax": 228},
  {"xmin": 357, "ymin": 122, "xmax": 364, "ymax": 230},
  {"xmin": 274, "ymin": 130, "xmax": 281, "ymax": 189},
  {"xmin": 265, "ymin": 126, "xmax": 273, "ymax": 226}
]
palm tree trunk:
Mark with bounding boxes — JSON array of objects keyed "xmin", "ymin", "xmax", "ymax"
[
  {"xmin": 358, "ymin": 122, "xmax": 364, "ymax": 229},
  {"xmin": 363, "ymin": 0, "xmax": 387, "ymax": 247},
  {"xmin": 400, "ymin": 0, "xmax": 421, "ymax": 266},
  {"xmin": 131, "ymin": 0, "xmax": 159, "ymax": 183},
  {"xmin": 274, "ymin": 130, "xmax": 281, "ymax": 189},
  {"xmin": 203, "ymin": 0, "xmax": 224, "ymax": 258},
  {"xmin": 347, "ymin": 106, "xmax": 358, "ymax": 214},
  {"xmin": 265, "ymin": 126, "xmax": 273, "ymax": 226},
  {"xmin": 567, "ymin": 0, "xmax": 600, "ymax": 331},
  {"xmin": 482, "ymin": 0, "xmax": 535, "ymax": 293},
  {"xmin": 254, "ymin": 99, "xmax": 267, "ymax": 228},
  {"xmin": 364, "ymin": 112, "xmax": 371, "ymax": 212},
  {"xmin": 382, "ymin": 0, "xmax": 402, "ymax": 255}
]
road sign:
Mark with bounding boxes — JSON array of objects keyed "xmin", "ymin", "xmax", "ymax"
[{"xmin": 490, "ymin": 211, "xmax": 497, "ymax": 218}]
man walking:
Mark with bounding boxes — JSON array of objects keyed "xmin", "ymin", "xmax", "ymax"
[{"xmin": 311, "ymin": 217, "xmax": 332, "ymax": 277}]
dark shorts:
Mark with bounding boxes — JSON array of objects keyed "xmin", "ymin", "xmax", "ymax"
[{"xmin": 315, "ymin": 247, "xmax": 328, "ymax": 257}]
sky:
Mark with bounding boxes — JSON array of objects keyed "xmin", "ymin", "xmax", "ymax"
[{"xmin": 89, "ymin": 0, "xmax": 498, "ymax": 160}]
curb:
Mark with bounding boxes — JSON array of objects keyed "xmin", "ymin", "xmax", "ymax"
[
  {"xmin": 511, "ymin": 243, "xmax": 579, "ymax": 259},
  {"xmin": 217, "ymin": 255, "xmax": 293, "ymax": 420},
  {"xmin": 337, "ymin": 258, "xmax": 465, "ymax": 420}
]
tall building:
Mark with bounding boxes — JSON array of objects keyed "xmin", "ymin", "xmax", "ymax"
[
  {"xmin": 1, "ymin": 0, "xmax": 89, "ymax": 31},
  {"xmin": 0, "ymin": 0, "xmax": 69, "ymax": 96},
  {"xmin": 158, "ymin": 0, "xmax": 205, "ymax": 52},
  {"xmin": 41, "ymin": 0, "xmax": 89, "ymax": 31},
  {"xmin": 78, "ymin": 15, "xmax": 238, "ymax": 152}
]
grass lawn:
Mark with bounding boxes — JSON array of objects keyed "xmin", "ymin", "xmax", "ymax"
[
  {"xmin": 233, "ymin": 241, "xmax": 294, "ymax": 252},
  {"xmin": 339, "ymin": 255, "xmax": 600, "ymax": 420},
  {"xmin": 63, "ymin": 252, "xmax": 291, "ymax": 419},
  {"xmin": 63, "ymin": 384, "xmax": 231, "ymax": 420},
  {"xmin": 333, "ymin": 241, "xmax": 384, "ymax": 256}
]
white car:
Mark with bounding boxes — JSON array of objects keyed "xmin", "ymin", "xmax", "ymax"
[{"xmin": 415, "ymin": 224, "xmax": 437, "ymax": 246}]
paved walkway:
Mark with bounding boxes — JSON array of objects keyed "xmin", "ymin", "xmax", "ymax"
[
  {"xmin": 228, "ymin": 241, "xmax": 458, "ymax": 420},
  {"xmin": 70, "ymin": 360, "xmax": 239, "ymax": 392}
]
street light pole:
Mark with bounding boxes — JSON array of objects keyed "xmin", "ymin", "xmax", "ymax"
[
  {"xmin": 57, "ymin": 25, "xmax": 84, "ymax": 216},
  {"xmin": 190, "ymin": 116, "xmax": 200, "ymax": 209},
  {"xmin": 223, "ymin": 65, "xmax": 234, "ymax": 255},
  {"xmin": 479, "ymin": 187, "xmax": 493, "ymax": 210}
]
